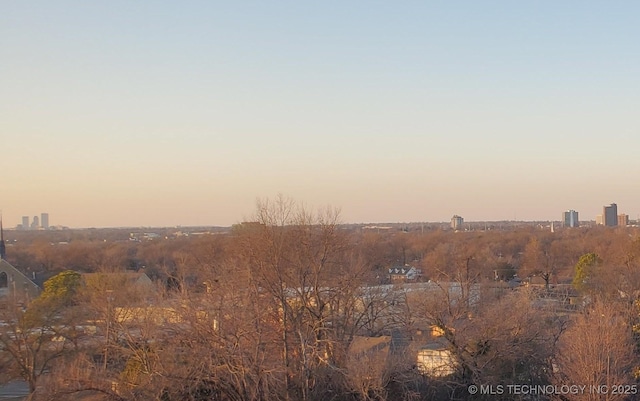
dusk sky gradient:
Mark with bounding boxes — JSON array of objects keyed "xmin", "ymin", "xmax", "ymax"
[{"xmin": 2, "ymin": 2, "xmax": 639, "ymax": 227}]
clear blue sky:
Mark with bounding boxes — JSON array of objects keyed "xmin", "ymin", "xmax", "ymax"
[{"xmin": 1, "ymin": 1, "xmax": 639, "ymax": 227}]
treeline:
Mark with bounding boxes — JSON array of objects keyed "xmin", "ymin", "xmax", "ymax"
[
  {"xmin": 6, "ymin": 217, "xmax": 640, "ymax": 288},
  {"xmin": 2, "ymin": 198, "xmax": 640, "ymax": 400}
]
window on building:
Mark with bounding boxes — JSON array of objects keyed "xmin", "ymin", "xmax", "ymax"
[{"xmin": 0, "ymin": 272, "xmax": 7, "ymax": 288}]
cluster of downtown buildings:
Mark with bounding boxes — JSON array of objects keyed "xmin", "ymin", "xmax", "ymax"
[
  {"xmin": 16, "ymin": 213, "xmax": 50, "ymax": 230},
  {"xmin": 564, "ymin": 203, "xmax": 630, "ymax": 228},
  {"xmin": 450, "ymin": 203, "xmax": 631, "ymax": 230}
]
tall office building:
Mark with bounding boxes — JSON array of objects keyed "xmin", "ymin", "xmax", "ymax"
[
  {"xmin": 563, "ymin": 210, "xmax": 579, "ymax": 228},
  {"xmin": 603, "ymin": 203, "xmax": 618, "ymax": 227},
  {"xmin": 451, "ymin": 215, "xmax": 464, "ymax": 230},
  {"xmin": 31, "ymin": 215, "xmax": 39, "ymax": 230},
  {"xmin": 22, "ymin": 216, "xmax": 30, "ymax": 230},
  {"xmin": 41, "ymin": 213, "xmax": 49, "ymax": 230}
]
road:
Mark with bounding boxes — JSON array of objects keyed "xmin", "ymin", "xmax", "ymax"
[{"xmin": 0, "ymin": 380, "xmax": 28, "ymax": 401}]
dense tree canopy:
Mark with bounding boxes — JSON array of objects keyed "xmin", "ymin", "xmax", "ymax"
[{"xmin": 2, "ymin": 213, "xmax": 640, "ymax": 400}]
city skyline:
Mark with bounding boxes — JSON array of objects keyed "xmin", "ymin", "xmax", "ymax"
[
  {"xmin": 16, "ymin": 213, "xmax": 50, "ymax": 230},
  {"xmin": 3, "ymin": 205, "xmax": 638, "ymax": 229},
  {"xmin": 2, "ymin": 2, "xmax": 640, "ymax": 228}
]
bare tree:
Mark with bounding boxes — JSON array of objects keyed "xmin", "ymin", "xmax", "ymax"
[{"xmin": 555, "ymin": 300, "xmax": 636, "ymax": 401}]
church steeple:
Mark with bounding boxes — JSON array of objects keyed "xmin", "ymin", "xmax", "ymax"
[{"xmin": 0, "ymin": 214, "xmax": 6, "ymax": 260}]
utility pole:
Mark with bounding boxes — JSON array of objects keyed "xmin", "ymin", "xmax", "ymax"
[{"xmin": 104, "ymin": 289, "xmax": 114, "ymax": 370}]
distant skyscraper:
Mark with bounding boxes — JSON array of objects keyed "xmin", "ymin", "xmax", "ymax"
[
  {"xmin": 596, "ymin": 215, "xmax": 603, "ymax": 225},
  {"xmin": 451, "ymin": 215, "xmax": 464, "ymax": 230},
  {"xmin": 618, "ymin": 214, "xmax": 629, "ymax": 227},
  {"xmin": 31, "ymin": 215, "xmax": 39, "ymax": 230},
  {"xmin": 603, "ymin": 203, "xmax": 618, "ymax": 227},
  {"xmin": 41, "ymin": 213, "xmax": 49, "ymax": 229},
  {"xmin": 563, "ymin": 210, "xmax": 579, "ymax": 228},
  {"xmin": 22, "ymin": 216, "xmax": 29, "ymax": 230}
]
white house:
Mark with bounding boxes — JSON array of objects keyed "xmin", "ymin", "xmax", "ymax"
[{"xmin": 388, "ymin": 265, "xmax": 422, "ymax": 281}]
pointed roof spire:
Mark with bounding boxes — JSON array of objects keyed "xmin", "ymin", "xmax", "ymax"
[{"xmin": 0, "ymin": 213, "xmax": 6, "ymax": 260}]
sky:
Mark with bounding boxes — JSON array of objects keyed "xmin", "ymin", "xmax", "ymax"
[{"xmin": 1, "ymin": 1, "xmax": 639, "ymax": 228}]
